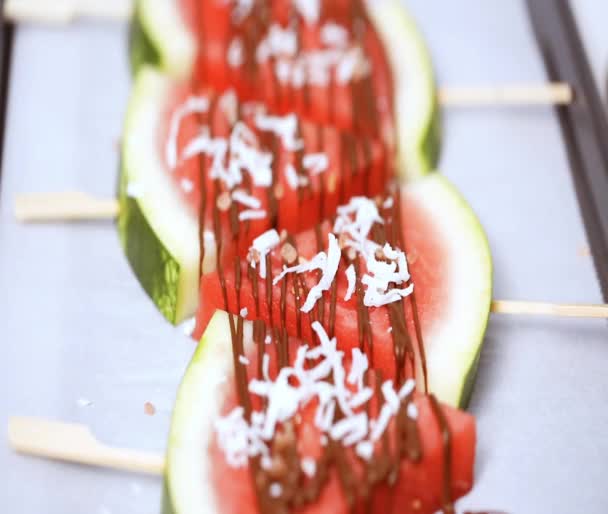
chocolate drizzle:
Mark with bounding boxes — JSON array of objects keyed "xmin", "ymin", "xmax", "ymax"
[
  {"xmin": 430, "ymin": 394, "xmax": 454, "ymax": 514},
  {"xmin": 186, "ymin": 1, "xmax": 452, "ymax": 512}
]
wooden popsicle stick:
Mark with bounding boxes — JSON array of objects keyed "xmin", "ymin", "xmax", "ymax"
[
  {"xmin": 14, "ymin": 192, "xmax": 119, "ymax": 222},
  {"xmin": 491, "ymin": 300, "xmax": 608, "ymax": 319},
  {"xmin": 3, "ymin": 0, "xmax": 133, "ymax": 24},
  {"xmin": 439, "ymin": 82, "xmax": 573, "ymax": 106},
  {"xmin": 8, "ymin": 416, "xmax": 164, "ymax": 475}
]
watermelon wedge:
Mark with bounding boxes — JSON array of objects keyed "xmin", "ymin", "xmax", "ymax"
[
  {"xmin": 196, "ymin": 174, "xmax": 492, "ymax": 407},
  {"xmin": 164, "ymin": 310, "xmax": 476, "ymax": 514},
  {"xmin": 119, "ymin": 67, "xmax": 388, "ymax": 324},
  {"xmin": 130, "ymin": 0, "xmax": 438, "ymax": 180}
]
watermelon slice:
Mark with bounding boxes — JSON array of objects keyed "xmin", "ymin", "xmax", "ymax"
[
  {"xmin": 164, "ymin": 310, "xmax": 476, "ymax": 514},
  {"xmin": 130, "ymin": 0, "xmax": 438, "ymax": 180},
  {"xmin": 119, "ymin": 67, "xmax": 388, "ymax": 324},
  {"xmin": 196, "ymin": 174, "xmax": 492, "ymax": 407}
]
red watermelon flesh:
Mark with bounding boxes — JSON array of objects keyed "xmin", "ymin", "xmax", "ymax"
[
  {"xmin": 161, "ymin": 81, "xmax": 388, "ymax": 253},
  {"xmin": 178, "ymin": 0, "xmax": 395, "ymax": 140},
  {"xmin": 195, "ymin": 185, "xmax": 447, "ymax": 384},
  {"xmin": 209, "ymin": 330, "xmax": 475, "ymax": 514}
]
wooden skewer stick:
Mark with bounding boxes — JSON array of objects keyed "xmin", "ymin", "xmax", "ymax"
[
  {"xmin": 14, "ymin": 192, "xmax": 120, "ymax": 222},
  {"xmin": 14, "ymin": 196, "xmax": 608, "ymax": 319},
  {"xmin": 8, "ymin": 416, "xmax": 164, "ymax": 475},
  {"xmin": 2, "ymin": 0, "xmax": 577, "ymax": 107},
  {"xmin": 491, "ymin": 300, "xmax": 608, "ymax": 319},
  {"xmin": 12, "ymin": 193, "xmax": 608, "ymax": 321},
  {"xmin": 3, "ymin": 0, "xmax": 134, "ymax": 24},
  {"xmin": 439, "ymin": 82, "xmax": 573, "ymax": 106}
]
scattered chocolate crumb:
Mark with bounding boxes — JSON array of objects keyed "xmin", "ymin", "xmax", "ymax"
[
  {"xmin": 281, "ymin": 242, "xmax": 298, "ymax": 264},
  {"xmin": 326, "ymin": 173, "xmax": 337, "ymax": 193},
  {"xmin": 338, "ymin": 232, "xmax": 350, "ymax": 249},
  {"xmin": 144, "ymin": 402, "xmax": 156, "ymax": 416},
  {"xmin": 248, "ymin": 248, "xmax": 261, "ymax": 264},
  {"xmin": 577, "ymin": 244, "xmax": 591, "ymax": 257},
  {"xmin": 266, "ymin": 455, "xmax": 288, "ymax": 479},
  {"xmin": 216, "ymin": 191, "xmax": 232, "ymax": 212}
]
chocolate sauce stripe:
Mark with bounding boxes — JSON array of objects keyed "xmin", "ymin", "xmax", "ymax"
[
  {"xmin": 526, "ymin": 0, "xmax": 608, "ymax": 300},
  {"xmin": 188, "ymin": 2, "xmax": 452, "ymax": 512}
]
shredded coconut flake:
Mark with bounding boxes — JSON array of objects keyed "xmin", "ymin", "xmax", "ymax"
[
  {"xmin": 269, "ymin": 482, "xmax": 283, "ymax": 498},
  {"xmin": 347, "ymin": 348, "xmax": 368, "ymax": 390},
  {"xmin": 301, "ymin": 457, "xmax": 317, "ymax": 477},
  {"xmin": 255, "ymin": 113, "xmax": 303, "ymax": 151},
  {"xmin": 227, "ymin": 37, "xmax": 244, "ymax": 68},
  {"xmin": 240, "ymin": 307, "xmax": 249, "ymax": 318},
  {"xmin": 166, "ymin": 96, "xmax": 209, "ymax": 169},
  {"xmin": 294, "ymin": 0, "xmax": 320, "ymax": 25},
  {"xmin": 336, "ymin": 47, "xmax": 371, "ymax": 85},
  {"xmin": 232, "ymin": 190, "xmax": 261, "ymax": 209},
  {"xmin": 230, "ymin": 0, "xmax": 254, "ymax": 24},
  {"xmin": 303, "ymin": 153, "xmax": 329, "ymax": 175},
  {"xmin": 256, "ymin": 24, "xmax": 297, "ymax": 62},
  {"xmin": 382, "ymin": 380, "xmax": 400, "ymax": 414},
  {"xmin": 407, "ymin": 402, "xmax": 419, "ymax": 420},
  {"xmin": 330, "ymin": 412, "xmax": 368, "ymax": 446},
  {"xmin": 250, "ymin": 229, "xmax": 280, "ymax": 279},
  {"xmin": 77, "ymin": 397, "xmax": 92, "ymax": 408},
  {"xmin": 398, "ymin": 379, "xmax": 416, "ymax": 400},
  {"xmin": 239, "ymin": 209, "xmax": 267, "ymax": 221},
  {"xmin": 284, "ymin": 162, "xmax": 308, "ymax": 190},
  {"xmin": 321, "ymin": 23, "xmax": 349, "ymax": 48},
  {"xmin": 356, "ymin": 440, "xmax": 374, "ymax": 460},
  {"xmin": 180, "ymin": 178, "xmax": 194, "ymax": 193},
  {"xmin": 275, "ymin": 59, "xmax": 292, "ymax": 84},
  {"xmin": 239, "ymin": 355, "xmax": 250, "ymax": 366},
  {"xmin": 344, "ymin": 264, "xmax": 356, "ymax": 301},
  {"xmin": 274, "ymin": 234, "xmax": 341, "ymax": 313}
]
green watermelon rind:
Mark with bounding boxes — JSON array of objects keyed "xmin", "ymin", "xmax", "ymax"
[
  {"xmin": 408, "ymin": 174, "xmax": 492, "ymax": 408},
  {"xmin": 129, "ymin": 0, "xmax": 440, "ymax": 179},
  {"xmin": 365, "ymin": 0, "xmax": 440, "ymax": 181},
  {"xmin": 129, "ymin": 2, "xmax": 161, "ymax": 76},
  {"xmin": 162, "ymin": 310, "xmax": 251, "ymax": 514},
  {"xmin": 132, "ymin": 0, "xmax": 196, "ymax": 81},
  {"xmin": 119, "ymin": 67, "xmax": 203, "ymax": 324}
]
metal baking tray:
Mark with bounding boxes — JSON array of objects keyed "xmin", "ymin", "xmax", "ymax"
[{"xmin": 1, "ymin": 1, "xmax": 607, "ymax": 512}]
